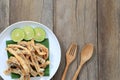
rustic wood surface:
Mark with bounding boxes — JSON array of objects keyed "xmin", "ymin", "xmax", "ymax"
[{"xmin": 0, "ymin": 0, "xmax": 120, "ymax": 80}]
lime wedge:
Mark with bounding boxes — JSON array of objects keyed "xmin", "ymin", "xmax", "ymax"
[
  {"xmin": 23, "ymin": 26, "xmax": 34, "ymax": 40},
  {"xmin": 11, "ymin": 28, "xmax": 25, "ymax": 42},
  {"xmin": 34, "ymin": 27, "xmax": 46, "ymax": 42}
]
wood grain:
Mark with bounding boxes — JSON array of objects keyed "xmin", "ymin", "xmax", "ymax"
[
  {"xmin": 53, "ymin": 0, "xmax": 78, "ymax": 80},
  {"xmin": 98, "ymin": 0, "xmax": 120, "ymax": 80},
  {"xmin": 0, "ymin": 0, "xmax": 9, "ymax": 32},
  {"xmin": 1, "ymin": 0, "xmax": 120, "ymax": 80},
  {"xmin": 76, "ymin": 0, "xmax": 98, "ymax": 80},
  {"xmin": 9, "ymin": 0, "xmax": 53, "ymax": 29},
  {"xmin": 53, "ymin": 0, "xmax": 97, "ymax": 80}
]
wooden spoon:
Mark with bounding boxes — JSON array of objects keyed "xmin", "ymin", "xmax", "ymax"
[{"xmin": 72, "ymin": 43, "xmax": 94, "ymax": 80}]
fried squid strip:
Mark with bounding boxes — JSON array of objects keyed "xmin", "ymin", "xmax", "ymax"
[
  {"xmin": 6, "ymin": 48, "xmax": 29, "ymax": 74},
  {"xmin": 4, "ymin": 67, "xmax": 21, "ymax": 75},
  {"xmin": 30, "ymin": 39, "xmax": 47, "ymax": 55},
  {"xmin": 39, "ymin": 61, "xmax": 50, "ymax": 68},
  {"xmin": 7, "ymin": 44, "xmax": 31, "ymax": 55}
]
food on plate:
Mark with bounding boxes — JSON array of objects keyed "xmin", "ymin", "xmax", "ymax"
[
  {"xmin": 4, "ymin": 39, "xmax": 50, "ymax": 80},
  {"xmin": 23, "ymin": 26, "xmax": 35, "ymax": 40},
  {"xmin": 11, "ymin": 28, "xmax": 25, "ymax": 42},
  {"xmin": 34, "ymin": 27, "xmax": 46, "ymax": 42}
]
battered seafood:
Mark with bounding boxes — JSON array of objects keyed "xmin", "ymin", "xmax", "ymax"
[{"xmin": 4, "ymin": 39, "xmax": 50, "ymax": 80}]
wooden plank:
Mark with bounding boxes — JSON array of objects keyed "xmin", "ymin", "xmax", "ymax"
[
  {"xmin": 41, "ymin": 0, "xmax": 53, "ymax": 30},
  {"xmin": 53, "ymin": 0, "xmax": 97, "ymax": 80},
  {"xmin": 0, "ymin": 0, "xmax": 9, "ymax": 32},
  {"xmin": 98, "ymin": 0, "xmax": 120, "ymax": 80},
  {"xmin": 76, "ymin": 0, "xmax": 97, "ymax": 80},
  {"xmin": 9, "ymin": 0, "xmax": 53, "ymax": 29},
  {"xmin": 53, "ymin": 0, "xmax": 78, "ymax": 80}
]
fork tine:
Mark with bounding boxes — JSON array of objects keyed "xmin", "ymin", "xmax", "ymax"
[
  {"xmin": 72, "ymin": 43, "xmax": 77, "ymax": 56},
  {"xmin": 69, "ymin": 43, "xmax": 77, "ymax": 56},
  {"xmin": 70, "ymin": 45, "xmax": 75, "ymax": 55},
  {"xmin": 66, "ymin": 43, "xmax": 74, "ymax": 55},
  {"xmin": 68, "ymin": 43, "xmax": 74, "ymax": 55}
]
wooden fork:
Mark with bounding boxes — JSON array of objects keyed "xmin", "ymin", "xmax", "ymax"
[{"xmin": 61, "ymin": 43, "xmax": 77, "ymax": 80}]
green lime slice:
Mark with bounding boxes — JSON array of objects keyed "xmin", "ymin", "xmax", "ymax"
[
  {"xmin": 23, "ymin": 26, "xmax": 34, "ymax": 40},
  {"xmin": 34, "ymin": 27, "xmax": 46, "ymax": 42},
  {"xmin": 11, "ymin": 28, "xmax": 25, "ymax": 42}
]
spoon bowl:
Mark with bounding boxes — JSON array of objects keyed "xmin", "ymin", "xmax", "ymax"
[{"xmin": 81, "ymin": 43, "xmax": 94, "ymax": 64}]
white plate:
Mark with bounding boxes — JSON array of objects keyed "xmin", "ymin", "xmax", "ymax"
[{"xmin": 0, "ymin": 21, "xmax": 61, "ymax": 80}]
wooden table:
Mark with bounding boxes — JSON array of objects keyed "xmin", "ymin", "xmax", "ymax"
[{"xmin": 0, "ymin": 0, "xmax": 120, "ymax": 80}]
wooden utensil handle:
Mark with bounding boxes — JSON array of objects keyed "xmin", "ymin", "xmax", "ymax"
[
  {"xmin": 61, "ymin": 64, "xmax": 69, "ymax": 80},
  {"xmin": 72, "ymin": 63, "xmax": 83, "ymax": 80}
]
